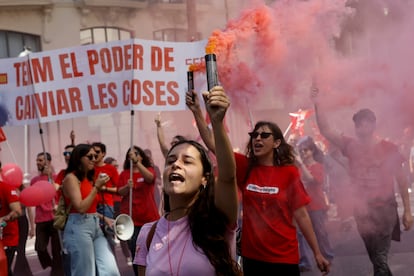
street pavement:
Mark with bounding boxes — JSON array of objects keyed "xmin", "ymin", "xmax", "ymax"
[
  {"xmin": 22, "ymin": 219, "xmax": 414, "ymax": 276},
  {"xmin": 301, "ymin": 217, "xmax": 414, "ymax": 276},
  {"xmin": 18, "ymin": 193, "xmax": 414, "ymax": 276},
  {"xmin": 22, "ymin": 238, "xmax": 135, "ymax": 276}
]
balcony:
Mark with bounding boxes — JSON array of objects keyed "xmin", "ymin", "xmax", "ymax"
[
  {"xmin": 80, "ymin": 0, "xmax": 148, "ymax": 9},
  {"xmin": 149, "ymin": 0, "xmax": 211, "ymax": 12},
  {"xmin": 0, "ymin": 0, "xmax": 52, "ymax": 7}
]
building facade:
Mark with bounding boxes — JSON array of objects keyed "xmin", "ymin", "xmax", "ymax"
[{"xmin": 0, "ymin": 0, "xmax": 256, "ymax": 178}]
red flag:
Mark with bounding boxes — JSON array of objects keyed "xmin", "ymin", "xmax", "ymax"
[
  {"xmin": 288, "ymin": 109, "xmax": 313, "ymax": 136},
  {"xmin": 0, "ymin": 128, "xmax": 6, "ymax": 142}
]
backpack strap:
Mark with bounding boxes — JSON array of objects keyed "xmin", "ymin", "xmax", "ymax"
[{"xmin": 146, "ymin": 221, "xmax": 158, "ymax": 251}]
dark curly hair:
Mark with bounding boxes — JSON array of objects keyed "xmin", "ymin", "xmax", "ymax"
[{"xmin": 166, "ymin": 140, "xmax": 242, "ymax": 276}]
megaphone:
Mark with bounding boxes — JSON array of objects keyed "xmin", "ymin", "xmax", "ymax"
[{"xmin": 114, "ymin": 214, "xmax": 134, "ymax": 241}]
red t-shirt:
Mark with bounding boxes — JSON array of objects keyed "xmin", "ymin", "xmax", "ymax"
[
  {"xmin": 341, "ymin": 136, "xmax": 404, "ymax": 207},
  {"xmin": 66, "ymin": 177, "xmax": 98, "ymax": 214},
  {"xmin": 117, "ymin": 169, "xmax": 160, "ymax": 226},
  {"xmin": 235, "ymin": 153, "xmax": 310, "ymax": 264},
  {"xmin": 55, "ymin": 169, "xmax": 66, "ymax": 201},
  {"xmin": 303, "ymin": 162, "xmax": 328, "ymax": 211},
  {"xmin": 0, "ymin": 181, "xmax": 19, "ymax": 247},
  {"xmin": 94, "ymin": 164, "xmax": 119, "ymax": 207}
]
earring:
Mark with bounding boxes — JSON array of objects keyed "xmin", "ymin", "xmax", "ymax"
[{"xmin": 275, "ymin": 147, "xmax": 281, "ymax": 166}]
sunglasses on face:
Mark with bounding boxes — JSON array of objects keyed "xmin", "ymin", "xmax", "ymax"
[
  {"xmin": 95, "ymin": 150, "xmax": 102, "ymax": 154},
  {"xmin": 63, "ymin": 151, "xmax": 71, "ymax": 157},
  {"xmin": 248, "ymin": 131, "xmax": 273, "ymax": 139},
  {"xmin": 85, "ymin": 154, "xmax": 98, "ymax": 161}
]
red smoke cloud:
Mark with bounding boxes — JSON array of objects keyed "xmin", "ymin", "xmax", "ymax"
[{"xmin": 201, "ymin": 0, "xmax": 414, "ymax": 140}]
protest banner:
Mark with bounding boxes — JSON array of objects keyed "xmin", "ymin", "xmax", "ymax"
[{"xmin": 0, "ymin": 39, "xmax": 207, "ymax": 126}]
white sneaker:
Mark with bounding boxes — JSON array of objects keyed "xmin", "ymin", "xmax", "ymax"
[{"xmin": 127, "ymin": 257, "xmax": 132, "ymax": 266}]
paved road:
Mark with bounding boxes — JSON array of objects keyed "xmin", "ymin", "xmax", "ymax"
[
  {"xmin": 17, "ymin": 193, "xmax": 414, "ymax": 276},
  {"xmin": 21, "ymin": 220, "xmax": 414, "ymax": 276},
  {"xmin": 301, "ymin": 218, "xmax": 414, "ymax": 276},
  {"xmin": 22, "ymin": 238, "xmax": 135, "ymax": 276}
]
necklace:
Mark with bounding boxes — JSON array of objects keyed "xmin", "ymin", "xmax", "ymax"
[{"xmin": 167, "ymin": 218, "xmax": 190, "ymax": 276}]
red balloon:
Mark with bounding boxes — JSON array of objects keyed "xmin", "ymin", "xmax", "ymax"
[
  {"xmin": 20, "ymin": 180, "xmax": 56, "ymax": 207},
  {"xmin": 1, "ymin": 163, "xmax": 23, "ymax": 188}
]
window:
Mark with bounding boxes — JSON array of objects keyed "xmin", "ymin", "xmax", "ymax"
[
  {"xmin": 80, "ymin": 27, "xmax": 133, "ymax": 45},
  {"xmin": 0, "ymin": 31, "xmax": 41, "ymax": 58},
  {"xmin": 153, "ymin": 28, "xmax": 195, "ymax": 42}
]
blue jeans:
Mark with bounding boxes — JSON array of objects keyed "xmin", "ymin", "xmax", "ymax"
[
  {"xmin": 97, "ymin": 204, "xmax": 115, "ymax": 219},
  {"xmin": 63, "ymin": 213, "xmax": 120, "ymax": 276}
]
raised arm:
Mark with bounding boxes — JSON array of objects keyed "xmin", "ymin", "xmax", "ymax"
[
  {"xmin": 204, "ymin": 86, "xmax": 238, "ymax": 225},
  {"xmin": 186, "ymin": 90, "xmax": 216, "ymax": 154},
  {"xmin": 311, "ymin": 86, "xmax": 344, "ymax": 150},
  {"xmin": 154, "ymin": 113, "xmax": 169, "ymax": 158}
]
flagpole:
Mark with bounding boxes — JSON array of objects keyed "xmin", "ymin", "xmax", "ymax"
[
  {"xmin": 129, "ymin": 110, "xmax": 134, "ymax": 217},
  {"xmin": 283, "ymin": 122, "xmax": 292, "ymax": 138},
  {"xmin": 5, "ymin": 140, "xmax": 17, "ymax": 164}
]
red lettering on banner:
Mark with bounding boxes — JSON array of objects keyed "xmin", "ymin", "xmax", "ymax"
[
  {"xmin": 14, "ymin": 61, "xmax": 32, "ymax": 87},
  {"xmin": 142, "ymin": 81, "xmax": 156, "ymax": 105},
  {"xmin": 31, "ymin": 57, "xmax": 54, "ymax": 83},
  {"xmin": 87, "ymin": 44, "xmax": 144, "ymax": 75},
  {"xmin": 165, "ymin": 81, "xmax": 179, "ymax": 105},
  {"xmin": 59, "ymin": 52, "xmax": 84, "ymax": 79},
  {"xmin": 185, "ymin": 57, "xmax": 205, "ymax": 66},
  {"xmin": 122, "ymin": 79, "xmax": 179, "ymax": 106},
  {"xmin": 14, "ymin": 57, "xmax": 55, "ymax": 86},
  {"xmin": 15, "ymin": 87, "xmax": 84, "ymax": 120},
  {"xmin": 151, "ymin": 47, "xmax": 175, "ymax": 72},
  {"xmin": 87, "ymin": 82, "xmax": 118, "ymax": 110}
]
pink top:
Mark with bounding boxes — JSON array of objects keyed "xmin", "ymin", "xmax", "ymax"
[{"xmin": 134, "ymin": 216, "xmax": 236, "ymax": 276}]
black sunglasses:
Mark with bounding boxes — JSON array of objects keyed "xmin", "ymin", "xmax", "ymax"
[
  {"xmin": 248, "ymin": 132, "xmax": 273, "ymax": 139},
  {"xmin": 63, "ymin": 151, "xmax": 71, "ymax": 157},
  {"xmin": 85, "ymin": 154, "xmax": 98, "ymax": 161}
]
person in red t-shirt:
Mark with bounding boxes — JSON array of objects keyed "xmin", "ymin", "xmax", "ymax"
[
  {"xmin": 0, "ymin": 161, "xmax": 22, "ymax": 276},
  {"xmin": 296, "ymin": 136, "xmax": 334, "ymax": 272},
  {"xmin": 186, "ymin": 91, "xmax": 330, "ymax": 276},
  {"xmin": 117, "ymin": 146, "xmax": 160, "ymax": 276},
  {"xmin": 312, "ymin": 86, "xmax": 413, "ymax": 275},
  {"xmin": 91, "ymin": 142, "xmax": 120, "ymax": 253}
]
